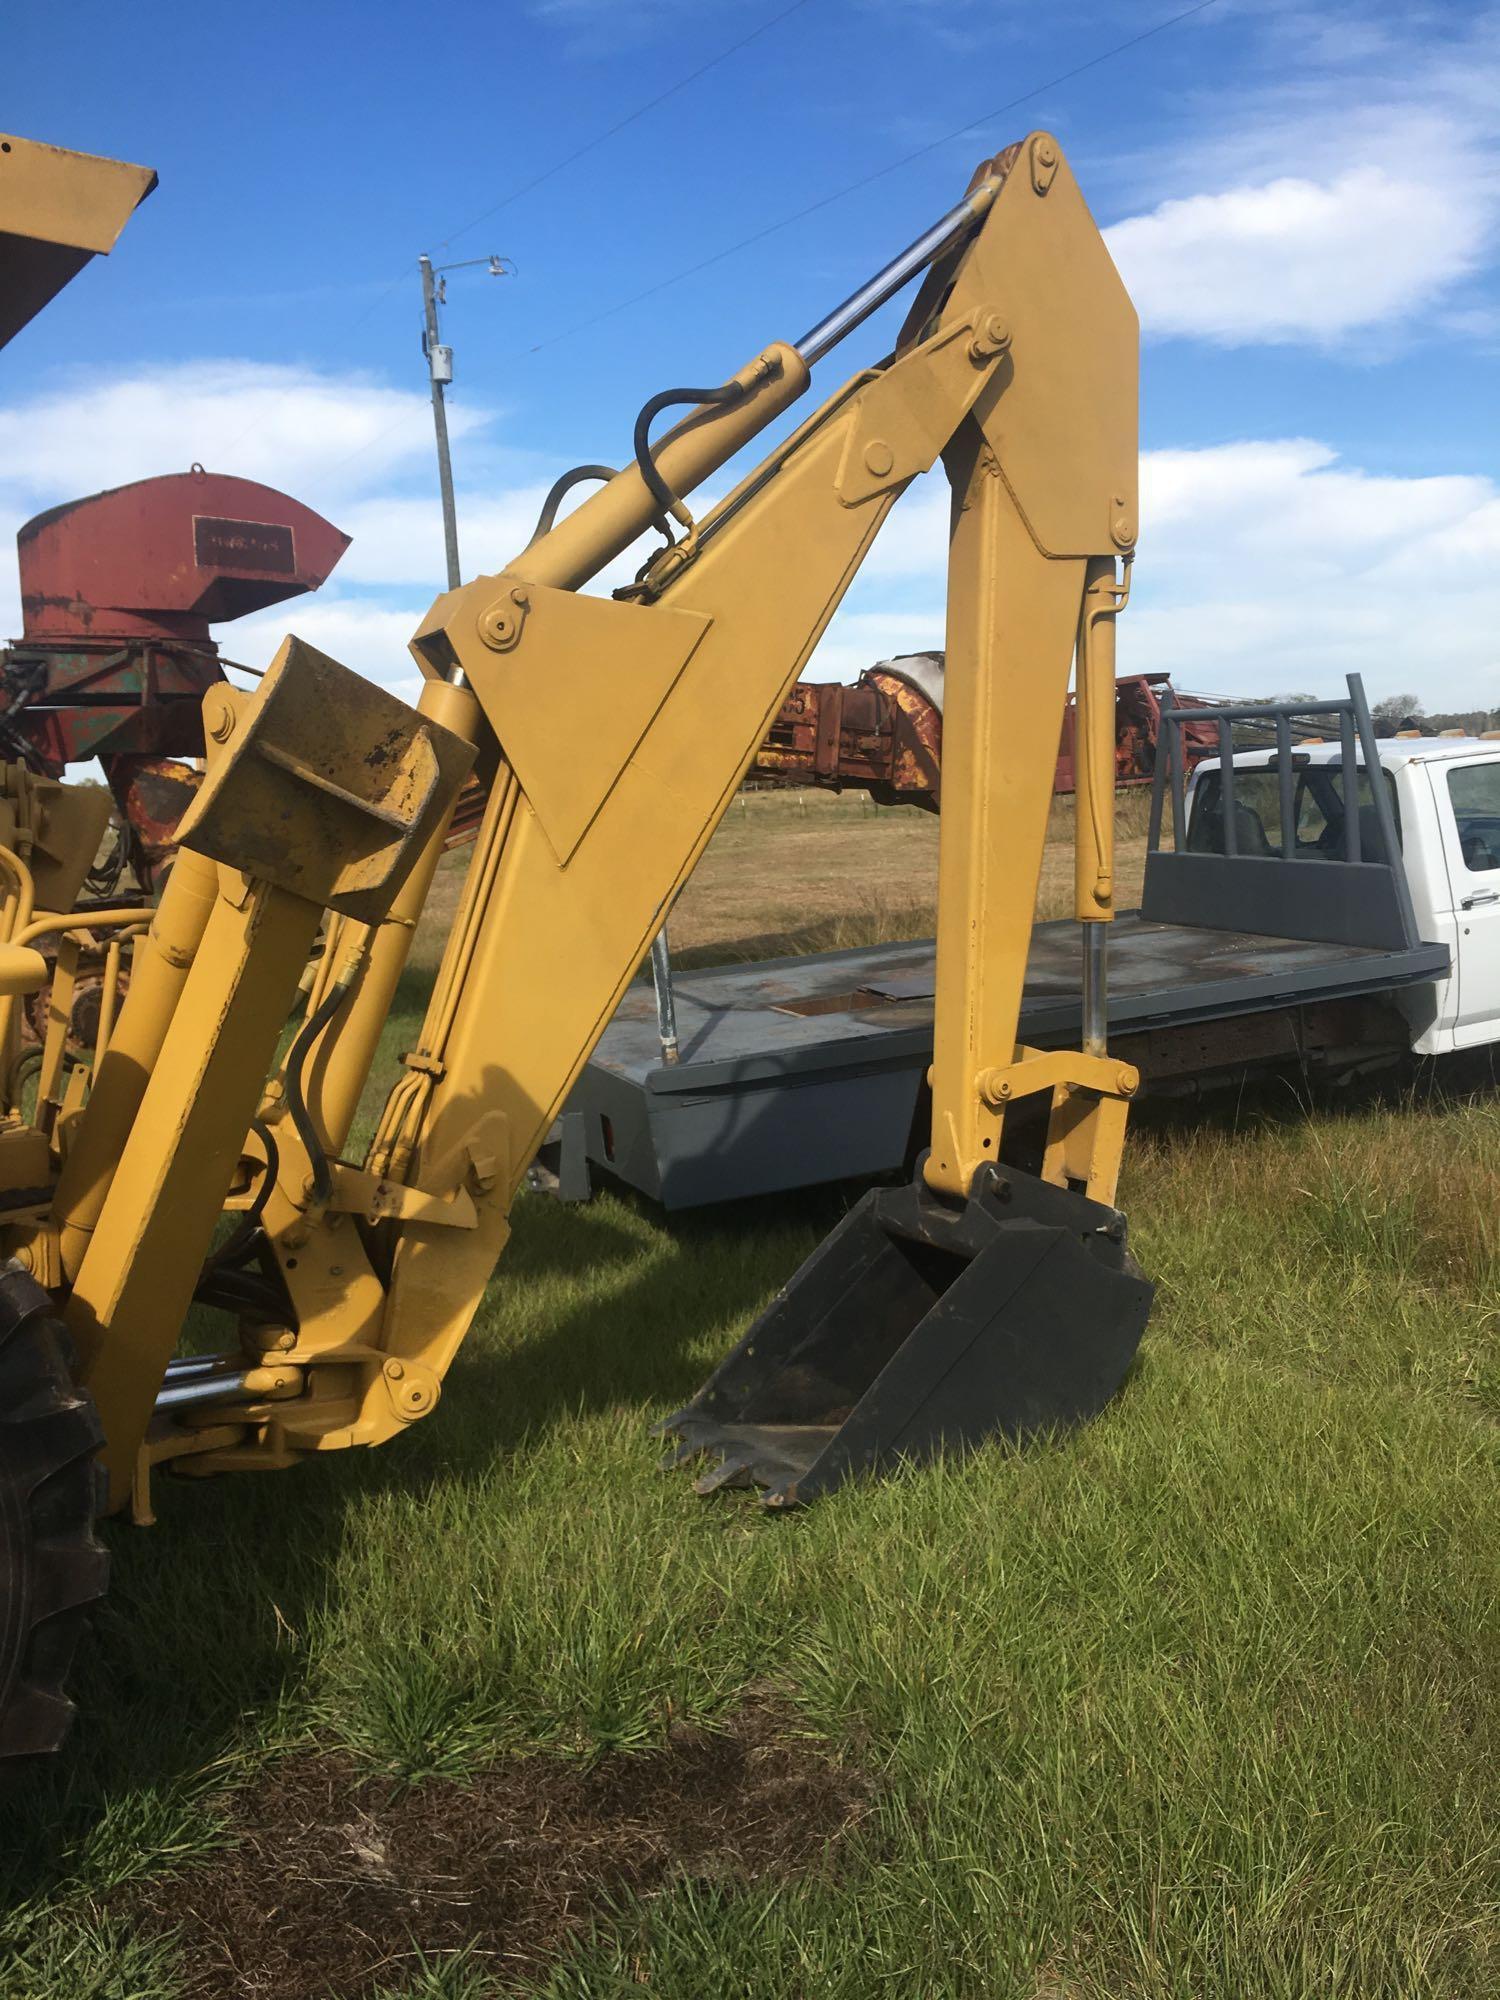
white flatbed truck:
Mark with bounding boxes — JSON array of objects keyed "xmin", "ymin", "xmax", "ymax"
[{"xmin": 553, "ymin": 678, "xmax": 1500, "ymax": 1207}]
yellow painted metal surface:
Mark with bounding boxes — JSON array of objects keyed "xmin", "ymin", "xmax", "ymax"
[
  {"xmin": 0, "ymin": 944, "xmax": 46, "ymax": 998},
  {"xmin": 0, "ymin": 133, "xmax": 156, "ymax": 351},
  {"xmin": 67, "ymin": 877, "xmax": 325, "ymax": 1510},
  {"xmin": 0, "ymin": 133, "xmax": 155, "ymax": 252},
  {"xmin": 166, "ymin": 131, "xmax": 1142, "ymax": 1468},
  {"xmin": 1074, "ymin": 557, "xmax": 1127, "ymax": 922},
  {"xmin": 177, "ymin": 638, "xmax": 474, "ymax": 922},
  {"xmin": 0, "ymin": 133, "xmax": 1142, "ymax": 1493},
  {"xmin": 51, "ymin": 850, "xmax": 219, "ymax": 1279},
  {"xmin": 48, "ymin": 654, "xmax": 472, "ymax": 1506}
]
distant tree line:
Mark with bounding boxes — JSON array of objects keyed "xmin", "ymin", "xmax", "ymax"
[
  {"xmin": 1261, "ymin": 691, "xmax": 1497, "ymax": 740},
  {"xmin": 1367, "ymin": 694, "xmax": 1500, "ymax": 739}
]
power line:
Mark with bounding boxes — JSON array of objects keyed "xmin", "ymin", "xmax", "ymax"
[
  {"xmin": 315, "ymin": 0, "xmax": 1224, "ymax": 487},
  {"xmin": 515, "ymin": 0, "xmax": 1225, "ymax": 360},
  {"xmin": 436, "ymin": 0, "xmax": 820, "ymax": 251},
  {"xmin": 344, "ymin": 0, "xmax": 820, "ymax": 338}
]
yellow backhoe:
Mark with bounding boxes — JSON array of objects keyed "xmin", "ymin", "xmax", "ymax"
[{"xmin": 0, "ymin": 127, "xmax": 1150, "ymax": 1758}]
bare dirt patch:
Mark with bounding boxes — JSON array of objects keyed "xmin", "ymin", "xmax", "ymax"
[{"xmin": 125, "ymin": 1702, "xmax": 871, "ymax": 1998}]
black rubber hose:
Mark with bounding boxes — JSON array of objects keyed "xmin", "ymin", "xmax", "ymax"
[
  {"xmin": 529, "ymin": 463, "xmax": 619, "ymax": 543},
  {"xmin": 193, "ymin": 1265, "xmax": 287, "ymax": 1321},
  {"xmin": 284, "ymin": 972, "xmax": 355, "ymax": 1210},
  {"xmin": 203, "ymin": 1116, "xmax": 281, "ymax": 1276},
  {"xmin": 631, "ymin": 382, "xmax": 744, "ymax": 523}
]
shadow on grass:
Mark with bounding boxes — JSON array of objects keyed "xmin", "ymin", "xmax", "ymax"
[
  {"xmin": 1128, "ymin": 1041, "xmax": 1500, "ymax": 1150},
  {"xmin": 0, "ymin": 1175, "xmax": 847, "ymax": 1911}
]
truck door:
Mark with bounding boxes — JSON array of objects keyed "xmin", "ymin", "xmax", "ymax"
[{"xmin": 1433, "ymin": 755, "xmax": 1500, "ymax": 1044}]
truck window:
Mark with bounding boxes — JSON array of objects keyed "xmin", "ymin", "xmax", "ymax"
[
  {"xmin": 1447, "ymin": 764, "xmax": 1500, "ymax": 872},
  {"xmin": 1187, "ymin": 765, "xmax": 1400, "ymax": 860},
  {"xmin": 1187, "ymin": 771, "xmax": 1283, "ymax": 855}
]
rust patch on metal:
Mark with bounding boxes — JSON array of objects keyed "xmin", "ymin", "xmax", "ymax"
[
  {"xmin": 106, "ymin": 752, "xmax": 203, "ymax": 890},
  {"xmin": 751, "ymin": 667, "xmax": 941, "ymax": 811}
]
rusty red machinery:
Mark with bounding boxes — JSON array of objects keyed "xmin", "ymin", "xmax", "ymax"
[
  {"xmin": 0, "ymin": 468, "xmax": 349, "ymax": 885},
  {"xmin": 756, "ymin": 657, "xmax": 944, "ymax": 807},
  {"xmin": 751, "ymin": 654, "xmax": 1222, "ymax": 809}
]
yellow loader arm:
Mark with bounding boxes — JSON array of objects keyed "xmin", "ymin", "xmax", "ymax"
[{"xmin": 45, "ymin": 135, "xmax": 1150, "ymax": 1515}]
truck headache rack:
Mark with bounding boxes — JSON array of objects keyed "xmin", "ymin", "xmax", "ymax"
[{"xmin": 1142, "ymin": 672, "xmax": 1420, "ymax": 952}]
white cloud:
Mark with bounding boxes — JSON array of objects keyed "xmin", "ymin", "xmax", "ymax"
[
  {"xmin": 0, "ymin": 361, "xmax": 485, "ymax": 517},
  {"xmin": 1133, "ymin": 440, "xmax": 1500, "ymax": 706},
  {"xmin": 803, "ymin": 444, "xmax": 1500, "ymax": 712},
  {"xmin": 0, "ymin": 356, "xmax": 693, "ymax": 681},
  {"xmin": 1101, "ymin": 11, "xmax": 1500, "ymax": 348},
  {"xmin": 224, "ymin": 596, "xmax": 432, "ymax": 697},
  {"xmin": 2, "ymin": 358, "xmax": 1493, "ymax": 723},
  {"xmin": 1105, "ymin": 166, "xmax": 1492, "ymax": 344},
  {"xmin": 336, "ymin": 492, "xmax": 547, "ymax": 586},
  {"xmin": 334, "ymin": 486, "xmax": 660, "ymax": 594}
]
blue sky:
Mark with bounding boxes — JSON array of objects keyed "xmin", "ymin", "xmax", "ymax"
[{"xmin": 5, "ymin": 0, "xmax": 1499, "ymax": 707}]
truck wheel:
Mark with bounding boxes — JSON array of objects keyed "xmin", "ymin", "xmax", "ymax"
[{"xmin": 0, "ymin": 1263, "xmax": 107, "ymax": 1763}]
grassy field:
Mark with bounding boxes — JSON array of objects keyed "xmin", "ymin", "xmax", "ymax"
[{"xmin": 1, "ymin": 791, "xmax": 1497, "ymax": 1998}]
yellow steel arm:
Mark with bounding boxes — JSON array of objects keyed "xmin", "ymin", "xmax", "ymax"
[{"xmin": 166, "ymin": 132, "xmax": 1139, "ymax": 1476}]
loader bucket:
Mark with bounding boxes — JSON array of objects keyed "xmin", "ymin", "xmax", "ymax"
[{"xmin": 659, "ymin": 1164, "xmax": 1152, "ymax": 1507}]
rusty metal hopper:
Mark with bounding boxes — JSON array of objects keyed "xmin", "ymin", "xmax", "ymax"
[{"xmin": 659, "ymin": 1164, "xmax": 1152, "ymax": 1507}]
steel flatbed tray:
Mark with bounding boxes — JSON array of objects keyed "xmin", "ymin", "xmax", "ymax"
[{"xmin": 561, "ymin": 914, "xmax": 1449, "ymax": 1208}]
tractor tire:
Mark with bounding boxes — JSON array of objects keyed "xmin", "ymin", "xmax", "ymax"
[{"xmin": 0, "ymin": 1263, "xmax": 107, "ymax": 1763}]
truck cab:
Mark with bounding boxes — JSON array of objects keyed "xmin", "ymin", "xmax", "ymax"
[{"xmin": 1181, "ymin": 735, "xmax": 1500, "ymax": 1056}]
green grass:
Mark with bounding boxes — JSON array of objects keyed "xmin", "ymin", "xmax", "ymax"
[{"xmin": 1, "ymin": 802, "xmax": 1497, "ymax": 1997}]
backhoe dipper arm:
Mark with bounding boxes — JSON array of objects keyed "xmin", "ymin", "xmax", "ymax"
[{"xmin": 173, "ymin": 135, "xmax": 1142, "ymax": 1482}]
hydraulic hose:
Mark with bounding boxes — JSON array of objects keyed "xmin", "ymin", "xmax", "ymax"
[
  {"xmin": 632, "ymin": 382, "xmax": 746, "ymax": 527},
  {"xmin": 283, "ymin": 969, "xmax": 357, "ymax": 1209},
  {"xmin": 529, "ymin": 464, "xmax": 619, "ymax": 544},
  {"xmin": 201, "ymin": 1115, "xmax": 280, "ymax": 1278}
]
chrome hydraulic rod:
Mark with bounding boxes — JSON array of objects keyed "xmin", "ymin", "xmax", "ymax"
[
  {"xmin": 163, "ymin": 1353, "xmax": 240, "ymax": 1380},
  {"xmin": 649, "ymin": 929, "xmax": 679, "ymax": 1065},
  {"xmin": 1081, "ymin": 923, "xmax": 1108, "ymax": 1058},
  {"xmin": 155, "ymin": 1369, "xmax": 249, "ymax": 1413},
  {"xmin": 793, "ymin": 182, "xmax": 998, "ymax": 365}
]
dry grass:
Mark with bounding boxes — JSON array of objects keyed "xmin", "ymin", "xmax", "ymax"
[{"xmin": 412, "ymin": 786, "xmax": 1156, "ymax": 978}]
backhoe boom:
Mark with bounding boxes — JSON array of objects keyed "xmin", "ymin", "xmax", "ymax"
[{"xmin": 4, "ymin": 134, "xmax": 1151, "ymax": 1539}]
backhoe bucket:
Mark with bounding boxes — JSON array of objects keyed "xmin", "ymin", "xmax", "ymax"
[{"xmin": 659, "ymin": 1165, "xmax": 1152, "ymax": 1506}]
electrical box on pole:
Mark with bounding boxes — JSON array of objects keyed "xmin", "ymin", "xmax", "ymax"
[{"xmin": 416, "ymin": 251, "xmax": 515, "ymax": 594}]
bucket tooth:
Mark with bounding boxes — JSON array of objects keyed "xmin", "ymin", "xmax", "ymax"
[
  {"xmin": 657, "ymin": 1434, "xmax": 708, "ymax": 1471},
  {"xmin": 693, "ymin": 1455, "xmax": 754, "ymax": 1496},
  {"xmin": 657, "ymin": 1164, "xmax": 1153, "ymax": 1507}
]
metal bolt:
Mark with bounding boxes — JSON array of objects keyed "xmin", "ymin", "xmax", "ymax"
[
  {"xmin": 385, "ymin": 1359, "xmax": 405, "ymax": 1381},
  {"xmin": 1037, "ymin": 141, "xmax": 1057, "ymax": 166},
  {"xmin": 206, "ymin": 696, "xmax": 236, "ymax": 743},
  {"xmin": 478, "ymin": 604, "xmax": 516, "ymax": 649},
  {"xmin": 863, "ymin": 439, "xmax": 895, "ymax": 478},
  {"xmin": 970, "ymin": 312, "xmax": 1012, "ymax": 362},
  {"xmin": 479, "ymin": 580, "xmax": 533, "ymax": 651}
]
